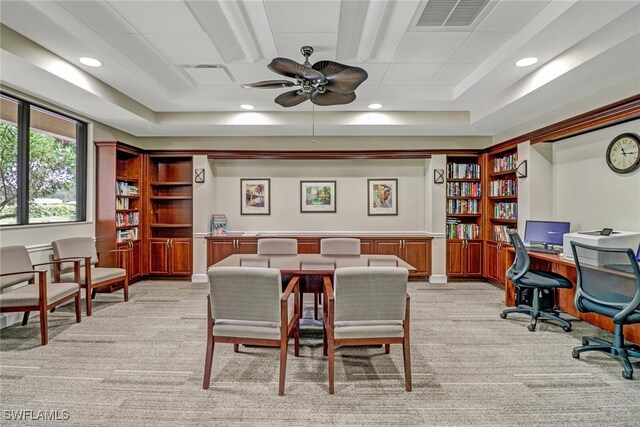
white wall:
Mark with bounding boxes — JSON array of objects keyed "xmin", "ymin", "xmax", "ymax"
[{"xmin": 552, "ymin": 120, "xmax": 640, "ymax": 231}]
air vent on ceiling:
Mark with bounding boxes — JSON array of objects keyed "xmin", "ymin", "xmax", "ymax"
[
  {"xmin": 417, "ymin": 0, "xmax": 490, "ymax": 27},
  {"xmin": 179, "ymin": 64, "xmax": 236, "ymax": 87}
]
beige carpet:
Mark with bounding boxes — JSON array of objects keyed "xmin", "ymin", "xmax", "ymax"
[{"xmin": 1, "ymin": 280, "xmax": 639, "ymax": 426}]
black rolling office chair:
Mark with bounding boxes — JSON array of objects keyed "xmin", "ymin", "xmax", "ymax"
[
  {"xmin": 500, "ymin": 230, "xmax": 573, "ymax": 332},
  {"xmin": 570, "ymin": 241, "xmax": 640, "ymax": 380}
]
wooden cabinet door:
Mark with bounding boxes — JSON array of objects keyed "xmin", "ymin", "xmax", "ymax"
[
  {"xmin": 170, "ymin": 238, "xmax": 192, "ymax": 275},
  {"xmin": 485, "ymin": 241, "xmax": 499, "ymax": 282},
  {"xmin": 446, "ymin": 240, "xmax": 464, "ymax": 276},
  {"xmin": 297, "ymin": 238, "xmax": 319, "ymax": 254},
  {"xmin": 148, "ymin": 239, "xmax": 170, "ymax": 275},
  {"xmin": 236, "ymin": 238, "xmax": 258, "ymax": 255},
  {"xmin": 374, "ymin": 239, "xmax": 402, "ymax": 256},
  {"xmin": 359, "ymin": 239, "xmax": 374, "ymax": 254},
  {"xmin": 128, "ymin": 240, "xmax": 142, "ymax": 281},
  {"xmin": 465, "ymin": 240, "xmax": 483, "ymax": 276},
  {"xmin": 498, "ymin": 244, "xmax": 511, "ymax": 286},
  {"xmin": 403, "ymin": 239, "xmax": 430, "ymax": 275},
  {"xmin": 208, "ymin": 239, "xmax": 236, "ymax": 267}
]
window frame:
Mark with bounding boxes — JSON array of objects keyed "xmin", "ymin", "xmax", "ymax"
[{"xmin": 1, "ymin": 92, "xmax": 87, "ymax": 226}]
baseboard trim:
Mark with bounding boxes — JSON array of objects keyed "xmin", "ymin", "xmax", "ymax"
[
  {"xmin": 429, "ymin": 275, "xmax": 448, "ymax": 283},
  {"xmin": 192, "ymin": 274, "xmax": 208, "ymax": 283}
]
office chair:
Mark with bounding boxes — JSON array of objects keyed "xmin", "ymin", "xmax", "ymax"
[
  {"xmin": 500, "ymin": 230, "xmax": 573, "ymax": 332},
  {"xmin": 570, "ymin": 241, "xmax": 640, "ymax": 380},
  {"xmin": 320, "ymin": 238, "xmax": 361, "ymax": 255}
]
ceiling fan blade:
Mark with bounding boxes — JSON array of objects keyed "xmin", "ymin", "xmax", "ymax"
[
  {"xmin": 268, "ymin": 58, "xmax": 324, "ymax": 81},
  {"xmin": 312, "ymin": 61, "xmax": 368, "ymax": 94},
  {"xmin": 241, "ymin": 80, "xmax": 295, "ymax": 89},
  {"xmin": 275, "ymin": 90, "xmax": 310, "ymax": 107},
  {"xmin": 310, "ymin": 91, "xmax": 356, "ymax": 106}
]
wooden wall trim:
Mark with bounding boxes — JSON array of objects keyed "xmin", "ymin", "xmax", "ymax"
[
  {"xmin": 205, "ymin": 149, "xmax": 480, "ymax": 160},
  {"xmin": 499, "ymin": 94, "xmax": 640, "ymax": 147}
]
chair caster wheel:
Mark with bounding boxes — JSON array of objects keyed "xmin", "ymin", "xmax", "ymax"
[
  {"xmin": 622, "ymin": 371, "xmax": 633, "ymax": 380},
  {"xmin": 527, "ymin": 324, "xmax": 536, "ymax": 332},
  {"xmin": 582, "ymin": 338, "xmax": 589, "ymax": 346},
  {"xmin": 562, "ymin": 326, "xmax": 571, "ymax": 332},
  {"xmin": 500, "ymin": 312, "xmax": 507, "ymax": 319},
  {"xmin": 572, "ymin": 350, "xmax": 580, "ymax": 359}
]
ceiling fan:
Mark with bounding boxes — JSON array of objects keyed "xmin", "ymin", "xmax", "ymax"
[{"xmin": 241, "ymin": 46, "xmax": 368, "ymax": 107}]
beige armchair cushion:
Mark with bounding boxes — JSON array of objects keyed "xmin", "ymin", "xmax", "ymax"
[
  {"xmin": 320, "ymin": 238, "xmax": 361, "ymax": 255},
  {"xmin": 52, "ymin": 237, "xmax": 99, "ymax": 273},
  {"xmin": 333, "ymin": 267, "xmax": 408, "ymax": 324},
  {"xmin": 0, "ymin": 283, "xmax": 79, "ymax": 308},
  {"xmin": 257, "ymin": 238, "xmax": 297, "ymax": 255},
  {"xmin": 60, "ymin": 267, "xmax": 125, "ymax": 284},
  {"xmin": 0, "ymin": 246, "xmax": 35, "ymax": 290}
]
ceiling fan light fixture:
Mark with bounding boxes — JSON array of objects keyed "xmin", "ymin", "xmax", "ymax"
[
  {"xmin": 79, "ymin": 57, "xmax": 102, "ymax": 67},
  {"xmin": 240, "ymin": 104, "xmax": 255, "ymax": 110},
  {"xmin": 516, "ymin": 57, "xmax": 538, "ymax": 67},
  {"xmin": 368, "ymin": 103, "xmax": 383, "ymax": 110}
]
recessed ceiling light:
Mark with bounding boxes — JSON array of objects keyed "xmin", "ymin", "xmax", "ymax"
[
  {"xmin": 368, "ymin": 103, "xmax": 383, "ymax": 110},
  {"xmin": 515, "ymin": 57, "xmax": 538, "ymax": 67},
  {"xmin": 79, "ymin": 57, "xmax": 102, "ymax": 67},
  {"xmin": 240, "ymin": 104, "xmax": 255, "ymax": 110}
]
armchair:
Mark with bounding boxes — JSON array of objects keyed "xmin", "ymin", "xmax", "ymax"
[
  {"xmin": 0, "ymin": 245, "xmax": 81, "ymax": 345},
  {"xmin": 570, "ymin": 241, "xmax": 640, "ymax": 380},
  {"xmin": 203, "ymin": 267, "xmax": 300, "ymax": 395},
  {"xmin": 51, "ymin": 237, "xmax": 128, "ymax": 316},
  {"xmin": 323, "ymin": 266, "xmax": 411, "ymax": 394}
]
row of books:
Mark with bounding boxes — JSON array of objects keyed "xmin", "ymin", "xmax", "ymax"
[
  {"xmin": 493, "ymin": 202, "xmax": 517, "ymax": 220},
  {"xmin": 211, "ymin": 214, "xmax": 227, "ymax": 235},
  {"xmin": 446, "ymin": 181, "xmax": 481, "ymax": 197},
  {"xmin": 117, "ymin": 227, "xmax": 138, "ymax": 243},
  {"xmin": 115, "ymin": 198, "xmax": 130, "ymax": 210},
  {"xmin": 493, "ymin": 153, "xmax": 518, "ymax": 172},
  {"xmin": 489, "ymin": 179, "xmax": 517, "ymax": 197},
  {"xmin": 116, "ymin": 181, "xmax": 138, "ymax": 196},
  {"xmin": 493, "ymin": 225, "xmax": 514, "ymax": 242},
  {"xmin": 447, "ymin": 163, "xmax": 481, "ymax": 180},
  {"xmin": 447, "ymin": 199, "xmax": 480, "ymax": 214},
  {"xmin": 116, "ymin": 211, "xmax": 139, "ymax": 227},
  {"xmin": 446, "ymin": 220, "xmax": 480, "ymax": 239}
]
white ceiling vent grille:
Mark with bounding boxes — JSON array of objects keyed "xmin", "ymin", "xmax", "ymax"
[
  {"xmin": 179, "ymin": 64, "xmax": 236, "ymax": 87},
  {"xmin": 417, "ymin": 0, "xmax": 490, "ymax": 27}
]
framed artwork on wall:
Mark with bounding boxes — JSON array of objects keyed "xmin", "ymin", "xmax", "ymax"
[
  {"xmin": 368, "ymin": 178, "xmax": 398, "ymax": 216},
  {"xmin": 300, "ymin": 181, "xmax": 336, "ymax": 213},
  {"xmin": 241, "ymin": 178, "xmax": 270, "ymax": 215}
]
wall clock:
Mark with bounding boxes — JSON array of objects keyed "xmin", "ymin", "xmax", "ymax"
[{"xmin": 605, "ymin": 133, "xmax": 640, "ymax": 174}]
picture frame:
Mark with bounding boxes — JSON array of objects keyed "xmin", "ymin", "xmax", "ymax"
[
  {"xmin": 240, "ymin": 178, "xmax": 270, "ymax": 215},
  {"xmin": 368, "ymin": 178, "xmax": 398, "ymax": 216},
  {"xmin": 300, "ymin": 181, "xmax": 336, "ymax": 213},
  {"xmin": 433, "ymin": 169, "xmax": 445, "ymax": 184}
]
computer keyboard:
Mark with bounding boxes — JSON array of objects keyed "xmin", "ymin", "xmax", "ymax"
[{"xmin": 527, "ymin": 247, "xmax": 562, "ymax": 255}]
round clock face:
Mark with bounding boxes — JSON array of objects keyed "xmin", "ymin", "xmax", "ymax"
[{"xmin": 606, "ymin": 133, "xmax": 640, "ymax": 174}]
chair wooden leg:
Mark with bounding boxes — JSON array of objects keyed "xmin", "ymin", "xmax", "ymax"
[
  {"xmin": 403, "ymin": 335, "xmax": 412, "ymax": 392},
  {"xmin": 85, "ymin": 286, "xmax": 92, "ymax": 316},
  {"xmin": 22, "ymin": 312, "xmax": 30, "ymax": 326},
  {"xmin": 50, "ymin": 307, "xmax": 56, "ymax": 313},
  {"xmin": 91, "ymin": 289, "xmax": 97, "ymax": 299},
  {"xmin": 233, "ymin": 344, "xmax": 239, "ymax": 353},
  {"xmin": 328, "ymin": 342, "xmax": 335, "ymax": 395},
  {"xmin": 75, "ymin": 293, "xmax": 81, "ymax": 323},
  {"xmin": 278, "ymin": 341, "xmax": 288, "ymax": 396},
  {"xmin": 314, "ymin": 293, "xmax": 319, "ymax": 320},
  {"xmin": 123, "ymin": 276, "xmax": 129, "ymax": 302},
  {"xmin": 202, "ymin": 337, "xmax": 215, "ymax": 389},
  {"xmin": 294, "ymin": 322, "xmax": 300, "ymax": 357},
  {"xmin": 385, "ymin": 344, "xmax": 391, "ymax": 354},
  {"xmin": 39, "ymin": 305, "xmax": 48, "ymax": 346},
  {"xmin": 299, "ymin": 292, "xmax": 304, "ymax": 319}
]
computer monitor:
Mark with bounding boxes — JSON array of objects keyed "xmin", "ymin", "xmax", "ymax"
[{"xmin": 524, "ymin": 220, "xmax": 570, "ymax": 250}]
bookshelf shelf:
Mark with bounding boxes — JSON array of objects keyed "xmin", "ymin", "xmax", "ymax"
[
  {"xmin": 489, "ymin": 169, "xmax": 517, "ymax": 177},
  {"xmin": 150, "ymin": 181, "xmax": 192, "ymax": 186}
]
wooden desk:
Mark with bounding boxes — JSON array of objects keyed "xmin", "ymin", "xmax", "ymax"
[{"xmin": 504, "ymin": 248, "xmax": 640, "ymax": 344}]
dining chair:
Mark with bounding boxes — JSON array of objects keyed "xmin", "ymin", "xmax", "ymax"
[
  {"xmin": 203, "ymin": 267, "xmax": 300, "ymax": 395},
  {"xmin": 323, "ymin": 266, "xmax": 411, "ymax": 394}
]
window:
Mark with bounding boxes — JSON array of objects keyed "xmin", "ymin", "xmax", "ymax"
[{"xmin": 0, "ymin": 93, "xmax": 87, "ymax": 225}]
